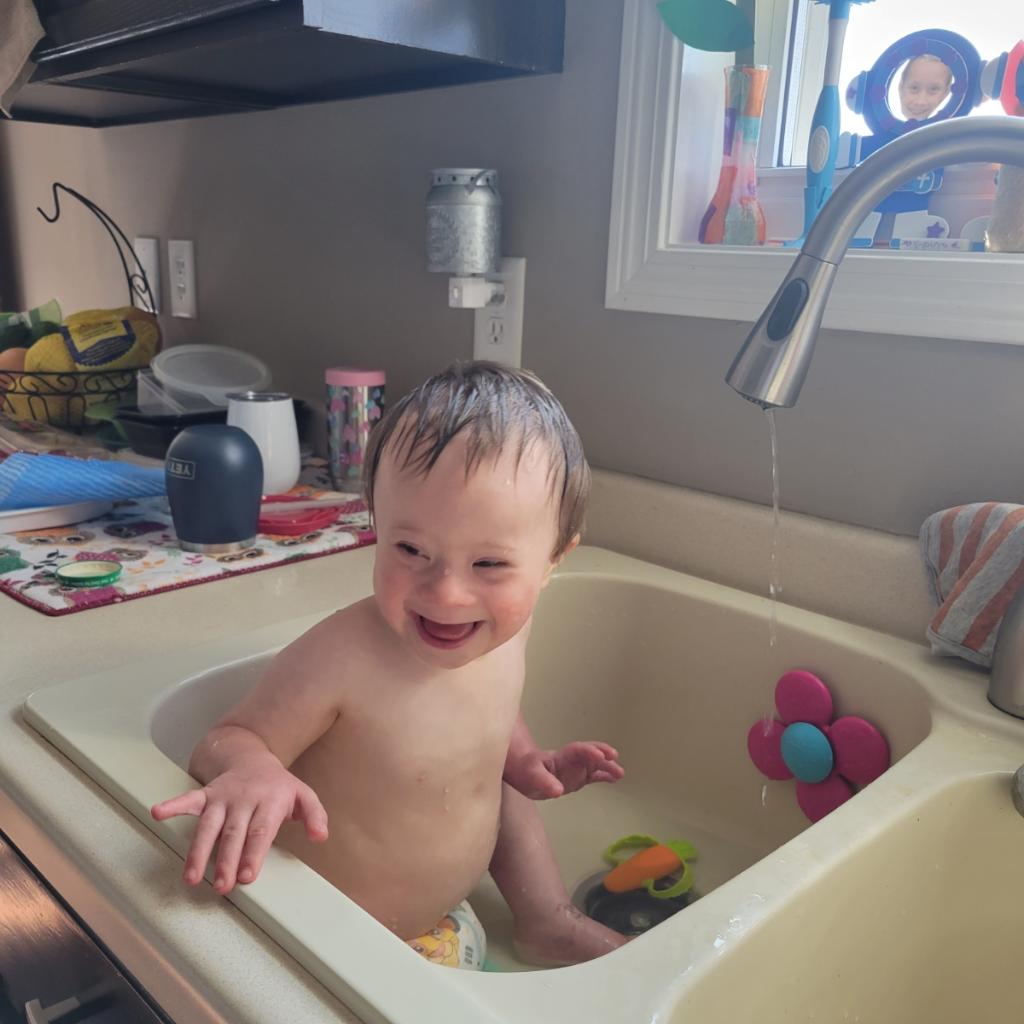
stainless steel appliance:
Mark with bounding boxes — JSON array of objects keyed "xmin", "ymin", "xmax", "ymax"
[{"xmin": 0, "ymin": 830, "xmax": 167, "ymax": 1023}]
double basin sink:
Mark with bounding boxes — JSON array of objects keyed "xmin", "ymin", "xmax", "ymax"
[{"xmin": 22, "ymin": 547, "xmax": 1024, "ymax": 1024}]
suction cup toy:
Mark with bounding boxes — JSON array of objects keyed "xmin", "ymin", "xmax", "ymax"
[{"xmin": 747, "ymin": 669, "xmax": 891, "ymax": 822}]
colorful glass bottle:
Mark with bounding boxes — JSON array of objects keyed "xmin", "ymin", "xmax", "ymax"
[{"xmin": 699, "ymin": 65, "xmax": 771, "ymax": 246}]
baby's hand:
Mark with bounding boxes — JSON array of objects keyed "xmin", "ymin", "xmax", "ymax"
[
  {"xmin": 150, "ymin": 755, "xmax": 328, "ymax": 895},
  {"xmin": 505, "ymin": 742, "xmax": 625, "ymax": 800}
]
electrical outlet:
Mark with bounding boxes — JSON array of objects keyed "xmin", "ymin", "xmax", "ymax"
[
  {"xmin": 132, "ymin": 237, "xmax": 160, "ymax": 313},
  {"xmin": 473, "ymin": 257, "xmax": 525, "ymax": 367},
  {"xmin": 168, "ymin": 239, "xmax": 196, "ymax": 319}
]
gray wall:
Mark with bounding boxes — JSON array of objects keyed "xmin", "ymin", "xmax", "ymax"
[{"xmin": 1, "ymin": 0, "xmax": 1021, "ymax": 536}]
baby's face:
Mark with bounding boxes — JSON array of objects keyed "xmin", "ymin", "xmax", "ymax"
[
  {"xmin": 371, "ymin": 434, "xmax": 566, "ymax": 669},
  {"xmin": 899, "ymin": 59, "xmax": 951, "ymax": 120}
]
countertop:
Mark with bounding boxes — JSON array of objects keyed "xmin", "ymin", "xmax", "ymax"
[{"xmin": 1, "ymin": 545, "xmax": 376, "ymax": 1024}]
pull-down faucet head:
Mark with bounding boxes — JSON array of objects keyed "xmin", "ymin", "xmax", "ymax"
[{"xmin": 726, "ymin": 117, "xmax": 1024, "ymax": 409}]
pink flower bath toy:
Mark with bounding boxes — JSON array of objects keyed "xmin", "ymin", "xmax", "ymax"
[{"xmin": 747, "ymin": 670, "xmax": 890, "ymax": 822}]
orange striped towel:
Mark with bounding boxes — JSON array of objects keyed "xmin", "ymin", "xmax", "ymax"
[{"xmin": 920, "ymin": 502, "xmax": 1024, "ymax": 667}]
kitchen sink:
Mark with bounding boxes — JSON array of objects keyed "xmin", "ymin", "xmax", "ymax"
[{"xmin": 22, "ymin": 547, "xmax": 1024, "ymax": 1024}]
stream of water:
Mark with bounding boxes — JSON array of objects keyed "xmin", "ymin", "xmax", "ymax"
[{"xmin": 761, "ymin": 408, "xmax": 783, "ymax": 731}]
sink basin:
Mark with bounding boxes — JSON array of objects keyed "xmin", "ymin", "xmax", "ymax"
[
  {"xmin": 22, "ymin": 546, "xmax": 1015, "ymax": 1024},
  {"xmin": 671, "ymin": 772, "xmax": 1024, "ymax": 1024}
]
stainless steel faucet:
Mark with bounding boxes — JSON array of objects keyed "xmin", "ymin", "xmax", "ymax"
[
  {"xmin": 726, "ymin": 117, "xmax": 1024, "ymax": 410},
  {"xmin": 726, "ymin": 116, "xmax": 1024, "ymax": 718}
]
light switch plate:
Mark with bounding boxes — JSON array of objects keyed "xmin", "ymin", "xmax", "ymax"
[
  {"xmin": 473, "ymin": 257, "xmax": 525, "ymax": 367},
  {"xmin": 168, "ymin": 239, "xmax": 196, "ymax": 319}
]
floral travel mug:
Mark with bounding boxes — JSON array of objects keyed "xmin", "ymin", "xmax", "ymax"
[{"xmin": 325, "ymin": 367, "xmax": 385, "ymax": 493}]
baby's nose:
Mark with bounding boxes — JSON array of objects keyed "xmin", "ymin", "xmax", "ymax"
[{"xmin": 422, "ymin": 565, "xmax": 475, "ymax": 607}]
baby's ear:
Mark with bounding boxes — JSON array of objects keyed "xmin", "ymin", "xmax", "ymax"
[
  {"xmin": 542, "ymin": 534, "xmax": 580, "ymax": 587},
  {"xmin": 560, "ymin": 533, "xmax": 581, "ymax": 559}
]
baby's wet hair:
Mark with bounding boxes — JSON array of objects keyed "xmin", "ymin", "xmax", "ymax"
[{"xmin": 363, "ymin": 360, "xmax": 590, "ymax": 557}]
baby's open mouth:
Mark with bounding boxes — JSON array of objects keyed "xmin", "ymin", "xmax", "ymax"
[{"xmin": 416, "ymin": 615, "xmax": 482, "ymax": 648}]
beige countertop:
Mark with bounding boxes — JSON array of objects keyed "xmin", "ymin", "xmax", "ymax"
[
  {"xmin": 0, "ymin": 468, "xmax": 941, "ymax": 1023},
  {"xmin": 2, "ymin": 546, "xmax": 374, "ymax": 1024}
]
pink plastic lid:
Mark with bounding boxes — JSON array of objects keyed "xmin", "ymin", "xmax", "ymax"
[{"xmin": 325, "ymin": 366, "xmax": 386, "ymax": 387}]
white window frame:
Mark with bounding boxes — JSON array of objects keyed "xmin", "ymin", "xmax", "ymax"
[{"xmin": 605, "ymin": 0, "xmax": 1024, "ymax": 344}]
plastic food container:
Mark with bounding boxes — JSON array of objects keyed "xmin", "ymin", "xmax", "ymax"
[
  {"xmin": 151, "ymin": 345, "xmax": 272, "ymax": 407},
  {"xmin": 114, "ymin": 404, "xmax": 227, "ymax": 459},
  {"xmin": 136, "ymin": 369, "xmax": 221, "ymax": 415}
]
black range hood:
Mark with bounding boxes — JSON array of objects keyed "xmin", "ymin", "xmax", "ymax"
[{"xmin": 9, "ymin": 0, "xmax": 565, "ymax": 128}]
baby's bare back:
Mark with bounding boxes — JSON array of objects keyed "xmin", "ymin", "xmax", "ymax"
[{"xmin": 276, "ymin": 600, "xmax": 524, "ymax": 939}]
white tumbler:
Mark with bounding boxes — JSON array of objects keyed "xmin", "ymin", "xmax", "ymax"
[{"xmin": 226, "ymin": 391, "xmax": 301, "ymax": 496}]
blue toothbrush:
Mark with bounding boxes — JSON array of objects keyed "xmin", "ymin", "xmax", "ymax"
[{"xmin": 787, "ymin": 0, "xmax": 876, "ymax": 246}]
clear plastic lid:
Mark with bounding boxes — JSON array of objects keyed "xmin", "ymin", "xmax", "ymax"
[
  {"xmin": 151, "ymin": 345, "xmax": 272, "ymax": 407},
  {"xmin": 137, "ymin": 368, "xmax": 221, "ymax": 415}
]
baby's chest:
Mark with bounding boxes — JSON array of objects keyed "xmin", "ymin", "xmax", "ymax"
[{"xmin": 336, "ymin": 675, "xmax": 518, "ymax": 783}]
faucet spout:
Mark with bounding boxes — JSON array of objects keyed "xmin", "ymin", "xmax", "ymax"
[{"xmin": 726, "ymin": 117, "xmax": 1024, "ymax": 409}]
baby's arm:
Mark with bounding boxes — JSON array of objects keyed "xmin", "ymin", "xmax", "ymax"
[
  {"xmin": 503, "ymin": 713, "xmax": 624, "ymax": 800},
  {"xmin": 151, "ymin": 614, "xmax": 344, "ymax": 894}
]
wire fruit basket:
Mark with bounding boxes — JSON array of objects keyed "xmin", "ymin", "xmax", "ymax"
[
  {"xmin": 0, "ymin": 183, "xmax": 157, "ymax": 434},
  {"xmin": 0, "ymin": 368, "xmax": 138, "ymax": 431}
]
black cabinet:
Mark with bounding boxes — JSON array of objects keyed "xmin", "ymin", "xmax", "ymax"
[{"xmin": 10, "ymin": 0, "xmax": 565, "ymax": 128}]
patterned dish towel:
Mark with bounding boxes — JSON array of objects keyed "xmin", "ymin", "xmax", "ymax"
[
  {"xmin": 0, "ymin": 461, "xmax": 376, "ymax": 616},
  {"xmin": 920, "ymin": 502, "xmax": 1024, "ymax": 668}
]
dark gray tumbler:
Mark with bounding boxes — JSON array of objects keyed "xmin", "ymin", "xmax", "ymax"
[{"xmin": 165, "ymin": 424, "xmax": 263, "ymax": 553}]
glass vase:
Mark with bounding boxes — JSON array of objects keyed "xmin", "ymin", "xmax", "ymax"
[{"xmin": 699, "ymin": 65, "xmax": 770, "ymax": 246}]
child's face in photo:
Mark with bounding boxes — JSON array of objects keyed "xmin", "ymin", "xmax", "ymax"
[
  {"xmin": 899, "ymin": 58, "xmax": 951, "ymax": 120},
  {"xmin": 371, "ymin": 433, "xmax": 567, "ymax": 669}
]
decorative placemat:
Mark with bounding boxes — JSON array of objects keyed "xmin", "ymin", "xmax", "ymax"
[{"xmin": 0, "ymin": 464, "xmax": 375, "ymax": 616}]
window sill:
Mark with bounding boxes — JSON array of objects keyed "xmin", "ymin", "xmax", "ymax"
[
  {"xmin": 608, "ymin": 243, "xmax": 1024, "ymax": 343},
  {"xmin": 606, "ymin": 0, "xmax": 1024, "ymax": 345}
]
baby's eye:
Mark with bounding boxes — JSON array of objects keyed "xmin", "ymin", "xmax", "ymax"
[
  {"xmin": 397, "ymin": 542, "xmax": 424, "ymax": 558},
  {"xmin": 474, "ymin": 559, "xmax": 508, "ymax": 570}
]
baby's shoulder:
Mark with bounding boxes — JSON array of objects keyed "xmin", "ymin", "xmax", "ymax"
[
  {"xmin": 276, "ymin": 598, "xmax": 385, "ymax": 691},
  {"xmin": 300, "ymin": 596, "xmax": 380, "ymax": 653}
]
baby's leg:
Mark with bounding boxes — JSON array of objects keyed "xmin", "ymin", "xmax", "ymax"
[{"xmin": 488, "ymin": 783, "xmax": 626, "ymax": 966}]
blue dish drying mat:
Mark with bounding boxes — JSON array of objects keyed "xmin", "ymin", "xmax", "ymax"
[{"xmin": 0, "ymin": 453, "xmax": 166, "ymax": 511}]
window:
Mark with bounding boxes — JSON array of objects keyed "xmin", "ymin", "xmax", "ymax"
[
  {"xmin": 607, "ymin": 0, "xmax": 1024, "ymax": 343},
  {"xmin": 783, "ymin": 0, "xmax": 1014, "ymax": 163}
]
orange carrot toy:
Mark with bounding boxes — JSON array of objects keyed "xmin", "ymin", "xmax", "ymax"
[{"xmin": 602, "ymin": 834, "xmax": 697, "ymax": 900}]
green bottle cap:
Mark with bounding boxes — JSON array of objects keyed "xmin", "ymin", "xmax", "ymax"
[{"xmin": 55, "ymin": 560, "xmax": 123, "ymax": 588}]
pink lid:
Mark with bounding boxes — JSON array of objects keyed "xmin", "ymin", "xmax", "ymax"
[{"xmin": 325, "ymin": 366, "xmax": 386, "ymax": 387}]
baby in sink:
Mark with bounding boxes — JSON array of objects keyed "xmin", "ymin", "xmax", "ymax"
[{"xmin": 152, "ymin": 360, "xmax": 627, "ymax": 968}]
